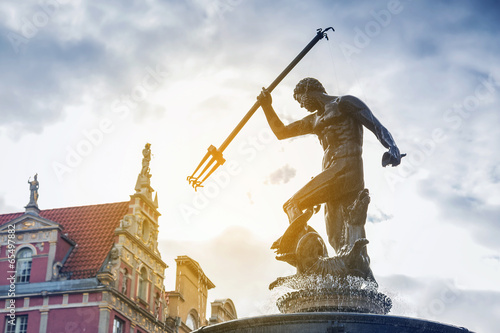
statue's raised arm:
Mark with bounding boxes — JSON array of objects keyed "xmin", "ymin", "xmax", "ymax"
[{"xmin": 258, "ymin": 88, "xmax": 315, "ymax": 140}]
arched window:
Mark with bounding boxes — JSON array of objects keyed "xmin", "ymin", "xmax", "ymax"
[
  {"xmin": 138, "ymin": 267, "xmax": 148, "ymax": 301},
  {"xmin": 16, "ymin": 248, "xmax": 32, "ymax": 283},
  {"xmin": 186, "ymin": 311, "xmax": 198, "ymax": 330}
]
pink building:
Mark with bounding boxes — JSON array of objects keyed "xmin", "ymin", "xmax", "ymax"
[
  {"xmin": 0, "ymin": 145, "xmax": 237, "ymax": 333},
  {"xmin": 0, "ymin": 145, "xmax": 236, "ymax": 333}
]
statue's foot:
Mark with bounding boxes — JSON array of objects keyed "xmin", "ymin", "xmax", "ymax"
[
  {"xmin": 271, "ymin": 208, "xmax": 314, "ymax": 252},
  {"xmin": 340, "ymin": 238, "xmax": 376, "ymax": 284}
]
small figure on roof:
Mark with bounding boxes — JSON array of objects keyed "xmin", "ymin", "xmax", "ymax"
[
  {"xmin": 141, "ymin": 143, "xmax": 152, "ymax": 178},
  {"xmin": 27, "ymin": 173, "xmax": 39, "ymax": 206}
]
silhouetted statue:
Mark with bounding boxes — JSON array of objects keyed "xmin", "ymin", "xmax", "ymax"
[{"xmin": 259, "ymin": 78, "xmax": 403, "ymax": 282}]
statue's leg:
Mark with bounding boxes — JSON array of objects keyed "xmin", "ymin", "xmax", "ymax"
[
  {"xmin": 345, "ymin": 189, "xmax": 370, "ymax": 247},
  {"xmin": 285, "ymin": 156, "xmax": 363, "ymax": 206},
  {"xmin": 324, "ymin": 191, "xmax": 360, "ymax": 253},
  {"xmin": 324, "ymin": 199, "xmax": 344, "ymax": 253},
  {"xmin": 282, "ymin": 167, "xmax": 339, "ymax": 224},
  {"xmin": 317, "ymin": 157, "xmax": 365, "ymax": 253},
  {"xmin": 283, "ymin": 156, "xmax": 363, "ymax": 247}
]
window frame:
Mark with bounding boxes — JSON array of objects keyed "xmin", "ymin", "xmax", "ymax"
[
  {"xmin": 186, "ymin": 311, "xmax": 198, "ymax": 330},
  {"xmin": 4, "ymin": 315, "xmax": 28, "ymax": 333},
  {"xmin": 138, "ymin": 267, "xmax": 149, "ymax": 301},
  {"xmin": 112, "ymin": 316, "xmax": 125, "ymax": 333},
  {"xmin": 15, "ymin": 248, "xmax": 33, "ymax": 283}
]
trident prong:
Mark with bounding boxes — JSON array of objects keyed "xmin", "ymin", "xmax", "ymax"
[{"xmin": 187, "ymin": 145, "xmax": 226, "ymax": 191}]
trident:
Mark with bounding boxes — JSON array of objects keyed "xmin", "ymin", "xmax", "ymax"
[{"xmin": 187, "ymin": 27, "xmax": 334, "ymax": 190}]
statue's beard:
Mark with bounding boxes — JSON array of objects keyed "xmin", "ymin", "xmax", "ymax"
[{"xmin": 303, "ymin": 97, "xmax": 319, "ymax": 112}]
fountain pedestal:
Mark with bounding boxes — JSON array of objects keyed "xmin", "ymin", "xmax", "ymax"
[
  {"xmin": 276, "ymin": 287, "xmax": 391, "ymax": 314},
  {"xmin": 271, "ymin": 275, "xmax": 391, "ymax": 315}
]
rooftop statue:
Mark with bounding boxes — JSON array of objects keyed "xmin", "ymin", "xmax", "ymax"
[
  {"xmin": 135, "ymin": 143, "xmax": 157, "ymax": 205},
  {"xmin": 141, "ymin": 143, "xmax": 152, "ymax": 178},
  {"xmin": 27, "ymin": 173, "xmax": 39, "ymax": 206}
]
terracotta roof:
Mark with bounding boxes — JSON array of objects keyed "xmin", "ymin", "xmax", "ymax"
[
  {"xmin": 0, "ymin": 212, "xmax": 23, "ymax": 224},
  {"xmin": 1, "ymin": 202, "xmax": 130, "ymax": 279}
]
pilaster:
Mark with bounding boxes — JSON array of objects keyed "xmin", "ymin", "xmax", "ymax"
[
  {"xmin": 39, "ymin": 309, "xmax": 49, "ymax": 333},
  {"xmin": 98, "ymin": 305, "xmax": 111, "ymax": 333}
]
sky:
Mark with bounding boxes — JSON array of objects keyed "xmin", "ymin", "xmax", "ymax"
[{"xmin": 1, "ymin": 0, "xmax": 500, "ymax": 331}]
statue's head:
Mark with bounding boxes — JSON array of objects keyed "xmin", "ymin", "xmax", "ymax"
[
  {"xmin": 293, "ymin": 78, "xmax": 326, "ymax": 112},
  {"xmin": 293, "ymin": 78, "xmax": 326, "ymax": 100}
]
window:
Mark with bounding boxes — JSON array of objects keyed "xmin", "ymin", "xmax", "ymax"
[
  {"xmin": 112, "ymin": 317, "xmax": 125, "ymax": 333},
  {"xmin": 186, "ymin": 312, "xmax": 198, "ymax": 330},
  {"xmin": 138, "ymin": 267, "xmax": 148, "ymax": 301},
  {"xmin": 4, "ymin": 315, "xmax": 28, "ymax": 333},
  {"xmin": 16, "ymin": 249, "xmax": 32, "ymax": 283},
  {"xmin": 142, "ymin": 220, "xmax": 150, "ymax": 242}
]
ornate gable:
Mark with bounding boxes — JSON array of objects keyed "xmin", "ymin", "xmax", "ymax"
[
  {"xmin": 100, "ymin": 144, "xmax": 167, "ymax": 321},
  {"xmin": 0, "ymin": 208, "xmax": 63, "ymax": 249},
  {"xmin": 0, "ymin": 213, "xmax": 61, "ymax": 231}
]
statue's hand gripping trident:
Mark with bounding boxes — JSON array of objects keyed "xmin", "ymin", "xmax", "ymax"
[{"xmin": 187, "ymin": 27, "xmax": 334, "ymax": 190}]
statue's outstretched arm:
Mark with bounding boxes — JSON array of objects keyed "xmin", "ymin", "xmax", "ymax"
[
  {"xmin": 340, "ymin": 95, "xmax": 402, "ymax": 166},
  {"xmin": 258, "ymin": 88, "xmax": 313, "ymax": 140}
]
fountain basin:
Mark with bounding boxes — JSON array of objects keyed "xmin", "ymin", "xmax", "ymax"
[{"xmin": 193, "ymin": 312, "xmax": 472, "ymax": 333}]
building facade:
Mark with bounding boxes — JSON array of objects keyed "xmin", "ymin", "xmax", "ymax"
[
  {"xmin": 0, "ymin": 144, "xmax": 235, "ymax": 333},
  {"xmin": 168, "ymin": 256, "xmax": 214, "ymax": 332}
]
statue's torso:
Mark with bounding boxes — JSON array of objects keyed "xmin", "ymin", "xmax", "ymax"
[{"xmin": 312, "ymin": 97, "xmax": 363, "ymax": 170}]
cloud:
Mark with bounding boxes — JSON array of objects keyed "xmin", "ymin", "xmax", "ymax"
[
  {"xmin": 380, "ymin": 274, "xmax": 500, "ymax": 333},
  {"xmin": 0, "ymin": 195, "xmax": 17, "ymax": 214},
  {"xmin": 418, "ymin": 177, "xmax": 500, "ymax": 251},
  {"xmin": 0, "ymin": 1, "xmax": 204, "ymax": 137},
  {"xmin": 265, "ymin": 164, "xmax": 296, "ymax": 185},
  {"xmin": 367, "ymin": 206, "xmax": 393, "ymax": 224}
]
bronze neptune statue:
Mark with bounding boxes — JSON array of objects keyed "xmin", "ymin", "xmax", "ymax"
[{"xmin": 258, "ymin": 78, "xmax": 404, "ymax": 285}]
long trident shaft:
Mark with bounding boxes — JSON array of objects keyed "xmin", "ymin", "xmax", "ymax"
[{"xmin": 188, "ymin": 27, "xmax": 334, "ymax": 190}]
